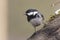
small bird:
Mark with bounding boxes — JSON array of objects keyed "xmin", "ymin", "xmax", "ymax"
[{"xmin": 25, "ymin": 9, "xmax": 44, "ymax": 33}]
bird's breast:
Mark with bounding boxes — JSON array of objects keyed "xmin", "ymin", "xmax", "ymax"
[{"xmin": 30, "ymin": 18, "xmax": 43, "ymax": 27}]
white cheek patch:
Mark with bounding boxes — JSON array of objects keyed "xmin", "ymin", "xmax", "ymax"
[
  {"xmin": 27, "ymin": 12, "xmax": 33, "ymax": 15},
  {"xmin": 33, "ymin": 11, "xmax": 38, "ymax": 15},
  {"xmin": 27, "ymin": 11, "xmax": 38, "ymax": 16},
  {"xmin": 55, "ymin": 9, "xmax": 60, "ymax": 15}
]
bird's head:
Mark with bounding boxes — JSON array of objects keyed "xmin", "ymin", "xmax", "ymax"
[{"xmin": 25, "ymin": 9, "xmax": 39, "ymax": 16}]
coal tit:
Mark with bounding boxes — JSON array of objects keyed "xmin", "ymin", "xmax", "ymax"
[{"xmin": 25, "ymin": 9, "xmax": 44, "ymax": 32}]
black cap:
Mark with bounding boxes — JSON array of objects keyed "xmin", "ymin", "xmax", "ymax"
[{"xmin": 26, "ymin": 9, "xmax": 38, "ymax": 13}]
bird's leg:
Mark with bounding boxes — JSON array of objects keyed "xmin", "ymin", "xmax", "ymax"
[{"xmin": 34, "ymin": 27, "xmax": 36, "ymax": 33}]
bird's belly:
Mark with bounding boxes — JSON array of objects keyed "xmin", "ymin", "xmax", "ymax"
[{"xmin": 30, "ymin": 18, "xmax": 42, "ymax": 27}]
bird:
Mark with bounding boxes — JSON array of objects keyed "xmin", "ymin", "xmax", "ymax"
[{"xmin": 25, "ymin": 9, "xmax": 44, "ymax": 33}]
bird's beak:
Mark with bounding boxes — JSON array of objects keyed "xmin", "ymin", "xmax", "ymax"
[
  {"xmin": 24, "ymin": 14, "xmax": 26, "ymax": 15},
  {"xmin": 24, "ymin": 14, "xmax": 27, "ymax": 16}
]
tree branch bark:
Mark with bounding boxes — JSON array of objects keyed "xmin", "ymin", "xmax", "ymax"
[{"xmin": 27, "ymin": 15, "xmax": 60, "ymax": 40}]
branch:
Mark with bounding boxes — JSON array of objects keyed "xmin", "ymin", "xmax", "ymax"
[{"xmin": 27, "ymin": 15, "xmax": 60, "ymax": 40}]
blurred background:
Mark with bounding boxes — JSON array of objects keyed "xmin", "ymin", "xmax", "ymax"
[{"xmin": 8, "ymin": 0, "xmax": 60, "ymax": 40}]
